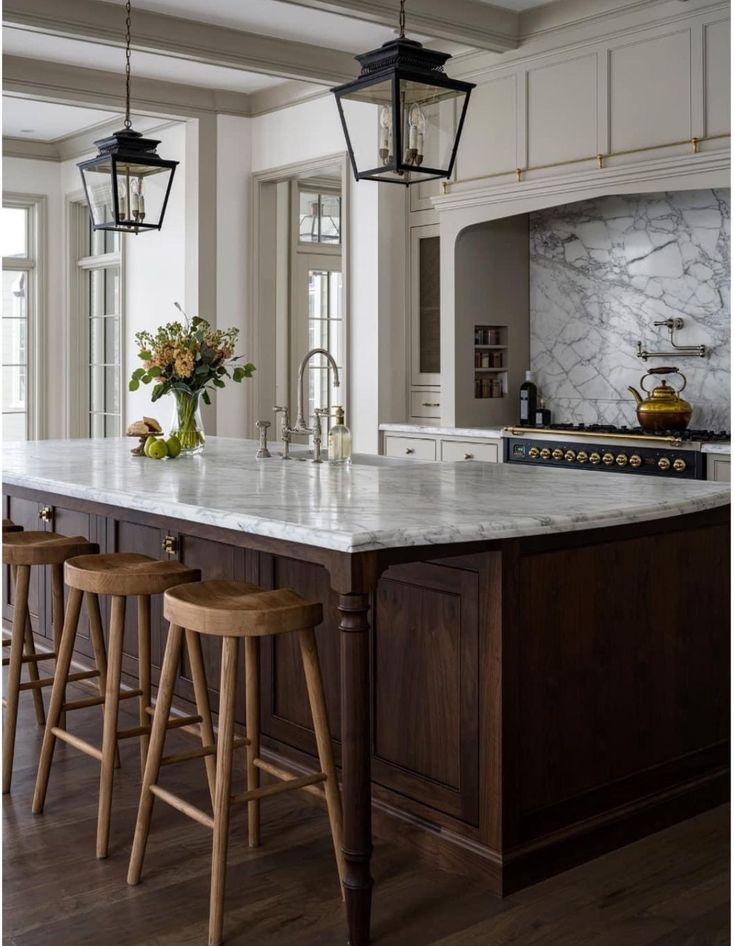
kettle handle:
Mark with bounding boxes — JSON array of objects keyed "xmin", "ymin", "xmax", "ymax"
[{"xmin": 640, "ymin": 366, "xmax": 687, "ymax": 394}]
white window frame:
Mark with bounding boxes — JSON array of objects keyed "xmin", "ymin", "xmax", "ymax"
[
  {"xmin": 66, "ymin": 196, "xmax": 126, "ymax": 438},
  {"xmin": 2, "ymin": 193, "xmax": 46, "ymax": 440}
]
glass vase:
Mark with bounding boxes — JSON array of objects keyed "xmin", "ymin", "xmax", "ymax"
[{"xmin": 169, "ymin": 389, "xmax": 205, "ymax": 455}]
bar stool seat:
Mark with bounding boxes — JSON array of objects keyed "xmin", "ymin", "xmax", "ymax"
[
  {"xmin": 128, "ymin": 579, "xmax": 345, "ymax": 946},
  {"xmin": 3, "ymin": 519, "xmax": 23, "ymax": 534},
  {"xmin": 2, "ymin": 530, "xmax": 99, "ymax": 794},
  {"xmin": 33, "ymin": 553, "xmax": 206, "ymax": 860}
]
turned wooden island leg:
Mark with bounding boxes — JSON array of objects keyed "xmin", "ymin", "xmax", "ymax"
[{"xmin": 338, "ymin": 592, "xmax": 373, "ymax": 946}]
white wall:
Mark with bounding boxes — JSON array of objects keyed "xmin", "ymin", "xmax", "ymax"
[{"xmin": 3, "ymin": 156, "xmax": 64, "ymax": 438}]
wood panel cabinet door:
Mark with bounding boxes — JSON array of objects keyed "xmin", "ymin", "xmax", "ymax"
[
  {"xmin": 46, "ymin": 503, "xmax": 99, "ymax": 658},
  {"xmin": 2, "ymin": 495, "xmax": 45, "ymax": 637},
  {"xmin": 372, "ymin": 562, "xmax": 480, "ymax": 824}
]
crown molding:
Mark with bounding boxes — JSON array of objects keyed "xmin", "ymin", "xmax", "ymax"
[
  {"xmin": 248, "ymin": 80, "xmax": 329, "ymax": 118},
  {"xmin": 276, "ymin": 0, "xmax": 518, "ymax": 52},
  {"xmin": 3, "ymin": 56, "xmax": 253, "ymax": 118},
  {"xmin": 3, "ymin": 0, "xmax": 357, "ymax": 86},
  {"xmin": 3, "ymin": 136, "xmax": 60, "ymax": 161}
]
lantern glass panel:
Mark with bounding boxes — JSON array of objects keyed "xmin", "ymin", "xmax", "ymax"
[
  {"xmin": 338, "ymin": 79, "xmax": 396, "ymax": 175},
  {"xmin": 397, "ymin": 79, "xmax": 468, "ymax": 174},
  {"xmin": 80, "ymin": 164, "xmax": 116, "ymax": 228},
  {"xmin": 113, "ymin": 160, "xmax": 173, "ymax": 229}
]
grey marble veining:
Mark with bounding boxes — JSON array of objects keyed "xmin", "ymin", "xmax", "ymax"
[
  {"xmin": 530, "ymin": 189, "xmax": 730, "ymax": 430},
  {"xmin": 2, "ymin": 438, "xmax": 728, "ymax": 554},
  {"xmin": 379, "ymin": 423, "xmax": 505, "ymax": 438}
]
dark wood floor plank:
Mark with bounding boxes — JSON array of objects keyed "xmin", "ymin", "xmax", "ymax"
[{"xmin": 3, "ymin": 678, "xmax": 730, "ymax": 946}]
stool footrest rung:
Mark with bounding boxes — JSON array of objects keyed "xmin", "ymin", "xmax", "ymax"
[
  {"xmin": 254, "ymin": 757, "xmax": 329, "ymax": 802},
  {"xmin": 19, "ymin": 668, "xmax": 101, "ymax": 691},
  {"xmin": 62, "ymin": 696, "xmax": 104, "ymax": 711},
  {"xmin": 51, "ymin": 727, "xmax": 103, "ymax": 761},
  {"xmin": 2, "ymin": 639, "xmax": 11, "ymax": 646},
  {"xmin": 149, "ymin": 785, "xmax": 214, "ymax": 830},
  {"xmin": 2, "ymin": 651, "xmax": 56, "ymax": 666},
  {"xmin": 161, "ymin": 736, "xmax": 248, "ymax": 768},
  {"xmin": 117, "ymin": 725, "xmax": 150, "ymax": 740},
  {"xmin": 231, "ymin": 771, "xmax": 326, "ymax": 805}
]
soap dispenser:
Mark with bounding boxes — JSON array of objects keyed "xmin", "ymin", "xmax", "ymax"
[{"xmin": 328, "ymin": 406, "xmax": 352, "ymax": 465}]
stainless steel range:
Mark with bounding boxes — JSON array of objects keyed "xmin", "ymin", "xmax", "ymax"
[{"xmin": 503, "ymin": 425, "xmax": 730, "ymax": 479}]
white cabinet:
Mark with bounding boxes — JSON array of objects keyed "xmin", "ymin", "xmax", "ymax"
[
  {"xmin": 384, "ymin": 434, "xmax": 437, "ymax": 461},
  {"xmin": 381, "ymin": 428, "xmax": 503, "ymax": 464},
  {"xmin": 440, "ymin": 439, "xmax": 500, "ymax": 463},
  {"xmin": 706, "ymin": 455, "xmax": 731, "ymax": 482},
  {"xmin": 410, "ymin": 391, "xmax": 441, "ymax": 419}
]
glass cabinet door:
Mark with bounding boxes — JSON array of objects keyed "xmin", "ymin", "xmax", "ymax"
[{"xmin": 411, "ymin": 224, "xmax": 441, "ymax": 388}]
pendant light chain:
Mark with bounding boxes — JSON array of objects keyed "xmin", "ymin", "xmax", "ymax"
[
  {"xmin": 399, "ymin": 0, "xmax": 406, "ymax": 38},
  {"xmin": 124, "ymin": 0, "xmax": 132, "ymax": 129}
]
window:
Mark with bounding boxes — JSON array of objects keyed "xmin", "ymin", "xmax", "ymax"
[
  {"xmin": 307, "ymin": 269, "xmax": 343, "ymax": 415},
  {"xmin": 71, "ymin": 209, "xmax": 123, "ymax": 438},
  {"xmin": 2, "ymin": 199, "xmax": 41, "ymax": 441},
  {"xmin": 298, "ymin": 189, "xmax": 341, "ymax": 244}
]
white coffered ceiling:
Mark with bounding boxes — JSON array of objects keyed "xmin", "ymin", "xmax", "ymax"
[{"xmin": 3, "ymin": 97, "xmax": 120, "ymax": 139}]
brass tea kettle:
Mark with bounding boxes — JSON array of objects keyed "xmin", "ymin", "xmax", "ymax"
[{"xmin": 628, "ymin": 367, "xmax": 692, "ymax": 431}]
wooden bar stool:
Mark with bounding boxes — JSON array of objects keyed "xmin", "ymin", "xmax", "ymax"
[
  {"xmin": 32, "ymin": 552, "xmax": 206, "ymax": 860},
  {"xmin": 2, "ymin": 531, "xmax": 99, "ymax": 794},
  {"xmin": 127, "ymin": 579, "xmax": 345, "ymax": 946}
]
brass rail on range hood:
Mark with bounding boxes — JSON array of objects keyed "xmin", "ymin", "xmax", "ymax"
[{"xmin": 503, "ymin": 427, "xmax": 684, "ymax": 447}]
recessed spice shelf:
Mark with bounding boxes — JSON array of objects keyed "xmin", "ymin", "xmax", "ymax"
[{"xmin": 474, "ymin": 325, "xmax": 508, "ymax": 399}]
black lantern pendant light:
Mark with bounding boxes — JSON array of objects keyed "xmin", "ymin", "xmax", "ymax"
[
  {"xmin": 78, "ymin": 0, "xmax": 178, "ymax": 234},
  {"xmin": 332, "ymin": 0, "xmax": 475, "ymax": 185}
]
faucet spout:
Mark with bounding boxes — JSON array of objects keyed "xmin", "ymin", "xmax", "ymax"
[{"xmin": 296, "ymin": 347, "xmax": 340, "ymax": 430}]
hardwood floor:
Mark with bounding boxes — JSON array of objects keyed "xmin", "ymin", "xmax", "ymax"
[{"xmin": 3, "ymin": 679, "xmax": 730, "ymax": 946}]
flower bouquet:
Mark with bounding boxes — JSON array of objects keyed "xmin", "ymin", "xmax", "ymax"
[{"xmin": 129, "ymin": 305, "xmax": 255, "ymax": 455}]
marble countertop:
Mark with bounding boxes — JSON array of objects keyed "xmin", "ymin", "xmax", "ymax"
[
  {"xmin": 3, "ymin": 437, "xmax": 729, "ymax": 554},
  {"xmin": 379, "ymin": 423, "xmax": 506, "ymax": 439},
  {"xmin": 702, "ymin": 443, "xmax": 731, "ymax": 455}
]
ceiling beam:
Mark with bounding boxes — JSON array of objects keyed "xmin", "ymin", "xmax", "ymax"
[
  {"xmin": 3, "ymin": 56, "xmax": 253, "ymax": 118},
  {"xmin": 3, "ymin": 0, "xmax": 357, "ymax": 86},
  {"xmin": 276, "ymin": 0, "xmax": 519, "ymax": 52}
]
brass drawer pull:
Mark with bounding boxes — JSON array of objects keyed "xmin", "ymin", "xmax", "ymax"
[
  {"xmin": 38, "ymin": 505, "xmax": 53, "ymax": 523},
  {"xmin": 421, "ymin": 402, "xmax": 440, "ymax": 408},
  {"xmin": 463, "ymin": 453, "xmax": 474, "ymax": 460},
  {"xmin": 162, "ymin": 534, "xmax": 178, "ymax": 556},
  {"xmin": 405, "ymin": 447, "xmax": 415, "ymax": 455}
]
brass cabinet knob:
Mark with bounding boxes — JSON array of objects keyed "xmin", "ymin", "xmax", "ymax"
[
  {"xmin": 602, "ymin": 452, "xmax": 615, "ymax": 465},
  {"xmin": 463, "ymin": 453, "xmax": 474, "ymax": 460},
  {"xmin": 564, "ymin": 450, "xmax": 576, "ymax": 462},
  {"xmin": 658, "ymin": 457, "xmax": 671, "ymax": 471},
  {"xmin": 528, "ymin": 447, "xmax": 540, "ymax": 459},
  {"xmin": 576, "ymin": 451, "xmax": 588, "ymax": 464},
  {"xmin": 629, "ymin": 454, "xmax": 642, "ymax": 468},
  {"xmin": 162, "ymin": 534, "xmax": 178, "ymax": 556},
  {"xmin": 540, "ymin": 448, "xmax": 551, "ymax": 460},
  {"xmin": 615, "ymin": 453, "xmax": 628, "ymax": 467},
  {"xmin": 38, "ymin": 505, "xmax": 53, "ymax": 523},
  {"xmin": 552, "ymin": 449, "xmax": 564, "ymax": 460},
  {"xmin": 672, "ymin": 457, "xmax": 687, "ymax": 472},
  {"xmin": 405, "ymin": 447, "xmax": 414, "ymax": 455},
  {"xmin": 589, "ymin": 452, "xmax": 601, "ymax": 465}
]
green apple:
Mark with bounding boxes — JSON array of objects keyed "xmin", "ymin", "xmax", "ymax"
[
  {"xmin": 166, "ymin": 435, "xmax": 182, "ymax": 459},
  {"xmin": 143, "ymin": 435, "xmax": 159, "ymax": 458},
  {"xmin": 148, "ymin": 439, "xmax": 169, "ymax": 460}
]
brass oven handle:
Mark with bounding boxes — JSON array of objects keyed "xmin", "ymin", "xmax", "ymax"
[{"xmin": 503, "ymin": 427, "xmax": 684, "ymax": 447}]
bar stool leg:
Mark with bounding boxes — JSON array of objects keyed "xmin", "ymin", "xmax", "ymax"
[
  {"xmin": 138, "ymin": 595, "xmax": 152, "ymax": 776},
  {"xmin": 244, "ymin": 636, "xmax": 260, "ymax": 848},
  {"xmin": 86, "ymin": 593, "xmax": 121, "ymax": 769},
  {"xmin": 3, "ymin": 564, "xmax": 31, "ymax": 794},
  {"xmin": 209, "ymin": 636, "xmax": 238, "ymax": 946},
  {"xmin": 51, "ymin": 565, "xmax": 66, "ymax": 730},
  {"xmin": 97, "ymin": 594, "xmax": 125, "ymax": 859},
  {"xmin": 185, "ymin": 628, "xmax": 217, "ymax": 806},
  {"xmin": 299, "ymin": 626, "xmax": 346, "ymax": 890},
  {"xmin": 128, "ymin": 623, "xmax": 185, "ymax": 886},
  {"xmin": 32, "ymin": 587, "xmax": 84, "ymax": 813},
  {"xmin": 11, "ymin": 564, "xmax": 46, "ymax": 726}
]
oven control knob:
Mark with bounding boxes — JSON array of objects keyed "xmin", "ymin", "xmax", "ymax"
[
  {"xmin": 673, "ymin": 458, "xmax": 687, "ymax": 472},
  {"xmin": 552, "ymin": 449, "xmax": 564, "ymax": 461},
  {"xmin": 576, "ymin": 451, "xmax": 588, "ymax": 464},
  {"xmin": 528, "ymin": 447, "xmax": 540, "ymax": 459},
  {"xmin": 540, "ymin": 448, "xmax": 551, "ymax": 460},
  {"xmin": 629, "ymin": 454, "xmax": 642, "ymax": 468},
  {"xmin": 589, "ymin": 452, "xmax": 601, "ymax": 465},
  {"xmin": 564, "ymin": 450, "xmax": 577, "ymax": 462},
  {"xmin": 615, "ymin": 453, "xmax": 628, "ymax": 467},
  {"xmin": 658, "ymin": 457, "xmax": 671, "ymax": 471},
  {"xmin": 602, "ymin": 452, "xmax": 614, "ymax": 466}
]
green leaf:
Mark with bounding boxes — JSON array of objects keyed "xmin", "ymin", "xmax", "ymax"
[
  {"xmin": 128, "ymin": 379, "xmax": 140, "ymax": 392},
  {"xmin": 201, "ymin": 389, "xmax": 211, "ymax": 406},
  {"xmin": 213, "ymin": 378, "xmax": 225, "ymax": 388},
  {"xmin": 132, "ymin": 367, "xmax": 145, "ymax": 380},
  {"xmin": 151, "ymin": 384, "xmax": 164, "ymax": 402},
  {"xmin": 139, "ymin": 350, "xmax": 152, "ymax": 361},
  {"xmin": 147, "ymin": 365, "xmax": 162, "ymax": 377}
]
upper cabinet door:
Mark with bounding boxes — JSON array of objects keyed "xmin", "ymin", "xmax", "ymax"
[{"xmin": 410, "ymin": 224, "xmax": 441, "ymax": 389}]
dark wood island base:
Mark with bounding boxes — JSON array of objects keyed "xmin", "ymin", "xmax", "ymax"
[{"xmin": 3, "ymin": 486, "xmax": 729, "ymax": 945}]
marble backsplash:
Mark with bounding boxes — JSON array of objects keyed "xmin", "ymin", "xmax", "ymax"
[{"xmin": 529, "ymin": 189, "xmax": 730, "ymax": 430}]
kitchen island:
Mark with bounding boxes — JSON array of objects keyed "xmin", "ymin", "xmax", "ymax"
[{"xmin": 3, "ymin": 437, "xmax": 730, "ymax": 946}]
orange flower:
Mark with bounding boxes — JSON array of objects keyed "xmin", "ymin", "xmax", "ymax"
[{"xmin": 174, "ymin": 349, "xmax": 195, "ymax": 378}]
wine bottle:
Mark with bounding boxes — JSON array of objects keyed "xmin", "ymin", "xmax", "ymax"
[{"xmin": 519, "ymin": 371, "xmax": 537, "ymax": 427}]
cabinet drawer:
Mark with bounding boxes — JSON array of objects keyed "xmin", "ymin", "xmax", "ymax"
[
  {"xmin": 707, "ymin": 456, "xmax": 731, "ymax": 482},
  {"xmin": 441, "ymin": 439, "xmax": 499, "ymax": 463},
  {"xmin": 384, "ymin": 435, "xmax": 437, "ymax": 461},
  {"xmin": 410, "ymin": 391, "xmax": 441, "ymax": 419}
]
